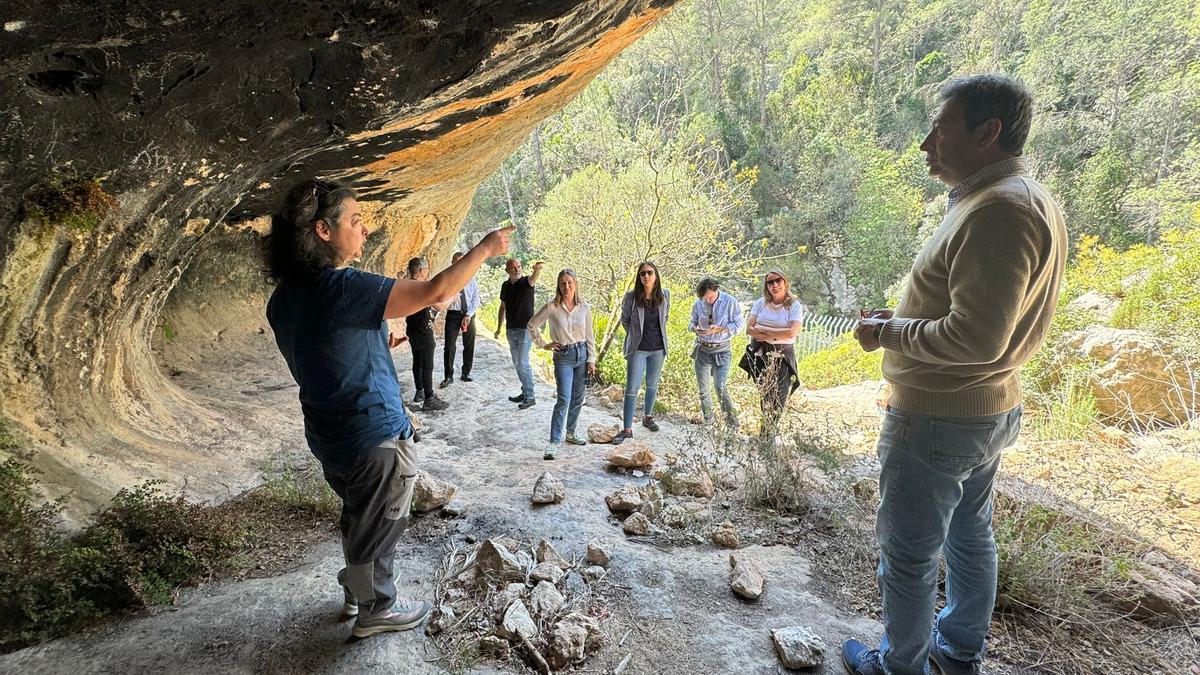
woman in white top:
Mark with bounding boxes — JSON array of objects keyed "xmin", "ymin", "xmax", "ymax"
[
  {"xmin": 741, "ymin": 270, "xmax": 804, "ymax": 420},
  {"xmin": 528, "ymin": 269, "xmax": 597, "ymax": 459}
]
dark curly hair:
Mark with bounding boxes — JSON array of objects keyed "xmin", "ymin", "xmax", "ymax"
[{"xmin": 262, "ymin": 179, "xmax": 358, "ymax": 285}]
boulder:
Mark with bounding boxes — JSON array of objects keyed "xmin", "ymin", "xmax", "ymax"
[
  {"xmin": 711, "ymin": 520, "xmax": 740, "ymax": 549},
  {"xmin": 532, "ymin": 471, "xmax": 566, "ymax": 504},
  {"xmin": 771, "ymin": 625, "xmax": 827, "ymax": 670},
  {"xmin": 496, "ymin": 600, "xmax": 538, "ymax": 641},
  {"xmin": 530, "ymin": 562, "xmax": 565, "ymax": 585},
  {"xmin": 622, "ymin": 512, "xmax": 652, "ymax": 535},
  {"xmin": 661, "ymin": 465, "xmax": 715, "ymax": 498},
  {"xmin": 476, "ymin": 539, "xmax": 526, "ymax": 581},
  {"xmin": 1056, "ymin": 328, "xmax": 1195, "ymax": 425},
  {"xmin": 606, "ymin": 440, "xmax": 657, "ymax": 468},
  {"xmin": 588, "ymin": 423, "xmax": 620, "ymax": 444},
  {"xmin": 529, "ymin": 580, "xmax": 565, "ymax": 617},
  {"xmin": 730, "ymin": 553, "xmax": 765, "ymax": 600},
  {"xmin": 547, "ymin": 612, "xmax": 604, "ymax": 669},
  {"xmin": 536, "ymin": 539, "xmax": 571, "ymax": 570},
  {"xmin": 586, "ymin": 539, "xmax": 611, "ymax": 567},
  {"xmin": 598, "ymin": 384, "xmax": 625, "ymax": 404},
  {"xmin": 1104, "ymin": 562, "xmax": 1200, "ymax": 619},
  {"xmin": 411, "ymin": 471, "xmax": 458, "ymax": 512},
  {"xmin": 605, "ymin": 486, "xmax": 643, "ymax": 513}
]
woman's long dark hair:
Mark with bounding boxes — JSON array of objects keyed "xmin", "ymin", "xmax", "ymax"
[
  {"xmin": 631, "ymin": 260, "xmax": 664, "ymax": 309},
  {"xmin": 263, "ymin": 179, "xmax": 358, "ymax": 285}
]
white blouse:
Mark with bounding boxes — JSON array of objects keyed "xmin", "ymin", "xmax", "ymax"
[{"xmin": 528, "ymin": 300, "xmax": 597, "ymax": 364}]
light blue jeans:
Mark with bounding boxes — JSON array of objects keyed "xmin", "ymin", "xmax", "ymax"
[
  {"xmin": 694, "ymin": 349, "xmax": 736, "ymax": 426},
  {"xmin": 506, "ymin": 328, "xmax": 535, "ymax": 401},
  {"xmin": 550, "ymin": 343, "xmax": 588, "ymax": 443},
  {"xmin": 623, "ymin": 349, "xmax": 665, "ymax": 429},
  {"xmin": 875, "ymin": 405, "xmax": 1022, "ymax": 675}
]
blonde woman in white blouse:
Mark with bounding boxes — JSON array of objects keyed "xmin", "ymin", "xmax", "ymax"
[{"xmin": 527, "ymin": 269, "xmax": 598, "ymax": 460}]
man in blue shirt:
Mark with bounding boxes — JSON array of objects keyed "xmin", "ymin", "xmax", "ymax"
[
  {"xmin": 441, "ymin": 251, "xmax": 482, "ymax": 387},
  {"xmin": 689, "ymin": 278, "xmax": 744, "ymax": 430},
  {"xmin": 264, "ymin": 179, "xmax": 511, "ymax": 638}
]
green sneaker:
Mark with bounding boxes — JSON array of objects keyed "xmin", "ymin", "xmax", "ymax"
[
  {"xmin": 543, "ymin": 445, "xmax": 558, "ymax": 460},
  {"xmin": 564, "ymin": 434, "xmax": 587, "ymax": 446}
]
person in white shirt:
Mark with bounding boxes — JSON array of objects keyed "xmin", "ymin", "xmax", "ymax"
[
  {"xmin": 741, "ymin": 270, "xmax": 804, "ymax": 421},
  {"xmin": 527, "ymin": 269, "xmax": 597, "ymax": 460},
  {"xmin": 441, "ymin": 251, "xmax": 482, "ymax": 388}
]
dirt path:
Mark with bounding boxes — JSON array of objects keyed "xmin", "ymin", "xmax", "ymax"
[{"xmin": 2, "ymin": 338, "xmax": 882, "ymax": 674}]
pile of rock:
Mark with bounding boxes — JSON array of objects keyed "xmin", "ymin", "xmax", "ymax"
[{"xmin": 431, "ymin": 536, "xmax": 615, "ymax": 671}]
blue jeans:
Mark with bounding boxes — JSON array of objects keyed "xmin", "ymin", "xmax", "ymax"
[
  {"xmin": 623, "ymin": 349, "xmax": 665, "ymax": 429},
  {"xmin": 506, "ymin": 328, "xmax": 535, "ymax": 401},
  {"xmin": 694, "ymin": 349, "xmax": 735, "ymax": 425},
  {"xmin": 550, "ymin": 343, "xmax": 588, "ymax": 443},
  {"xmin": 875, "ymin": 405, "xmax": 1022, "ymax": 675}
]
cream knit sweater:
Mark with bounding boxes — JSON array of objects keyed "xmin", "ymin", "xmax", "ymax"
[{"xmin": 878, "ymin": 167, "xmax": 1067, "ymax": 417}]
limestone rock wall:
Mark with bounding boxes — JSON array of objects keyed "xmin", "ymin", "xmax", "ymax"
[{"xmin": 0, "ymin": 0, "xmax": 675, "ymax": 518}]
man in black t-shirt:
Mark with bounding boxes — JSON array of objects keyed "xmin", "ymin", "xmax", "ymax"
[{"xmin": 494, "ymin": 258, "xmax": 542, "ymax": 408}]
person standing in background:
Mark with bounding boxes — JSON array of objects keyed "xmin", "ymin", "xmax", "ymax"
[
  {"xmin": 689, "ymin": 278, "xmax": 743, "ymax": 430},
  {"xmin": 742, "ymin": 270, "xmax": 803, "ymax": 422},
  {"xmin": 441, "ymin": 251, "xmax": 480, "ymax": 388},
  {"xmin": 527, "ymin": 269, "xmax": 597, "ymax": 460},
  {"xmin": 495, "ymin": 258, "xmax": 544, "ymax": 409},
  {"xmin": 613, "ymin": 261, "xmax": 671, "ymax": 445},
  {"xmin": 405, "ymin": 257, "xmax": 449, "ymax": 412}
]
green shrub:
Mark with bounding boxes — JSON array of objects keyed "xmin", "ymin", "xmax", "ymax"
[
  {"xmin": 795, "ymin": 333, "xmax": 884, "ymax": 389},
  {"xmin": 0, "ymin": 423, "xmax": 339, "ymax": 651},
  {"xmin": 22, "ymin": 173, "xmax": 119, "ymax": 232},
  {"xmin": 994, "ymin": 495, "xmax": 1142, "ymax": 618}
]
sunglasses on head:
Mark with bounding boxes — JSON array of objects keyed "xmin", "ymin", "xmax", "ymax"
[{"xmin": 765, "ymin": 276, "xmax": 784, "ymax": 286}]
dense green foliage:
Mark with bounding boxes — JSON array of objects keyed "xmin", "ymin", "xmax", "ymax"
[{"xmin": 464, "ymin": 0, "xmax": 1200, "ymax": 316}]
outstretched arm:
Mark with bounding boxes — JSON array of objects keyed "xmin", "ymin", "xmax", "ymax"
[{"xmin": 383, "ymin": 227, "xmax": 513, "ymax": 319}]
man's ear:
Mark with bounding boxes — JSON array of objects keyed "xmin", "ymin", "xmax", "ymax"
[
  {"xmin": 977, "ymin": 118, "xmax": 1003, "ymax": 150},
  {"xmin": 314, "ymin": 219, "xmax": 333, "ymax": 242}
]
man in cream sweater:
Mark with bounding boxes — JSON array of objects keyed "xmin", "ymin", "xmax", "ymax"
[{"xmin": 842, "ymin": 75, "xmax": 1067, "ymax": 675}]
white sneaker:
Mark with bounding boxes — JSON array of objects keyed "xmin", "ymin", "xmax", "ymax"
[{"xmin": 351, "ymin": 600, "xmax": 432, "ymax": 637}]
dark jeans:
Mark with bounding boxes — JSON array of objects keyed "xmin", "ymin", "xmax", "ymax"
[
  {"xmin": 444, "ymin": 310, "xmax": 475, "ymax": 378},
  {"xmin": 410, "ymin": 331, "xmax": 435, "ymax": 397},
  {"xmin": 322, "ymin": 431, "xmax": 418, "ymax": 617}
]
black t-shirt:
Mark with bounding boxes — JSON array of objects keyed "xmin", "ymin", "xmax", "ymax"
[
  {"xmin": 500, "ymin": 276, "xmax": 536, "ymax": 329},
  {"xmin": 406, "ymin": 306, "xmax": 436, "ymax": 339}
]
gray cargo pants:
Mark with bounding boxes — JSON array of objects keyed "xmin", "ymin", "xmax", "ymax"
[{"xmin": 321, "ymin": 431, "xmax": 419, "ymax": 617}]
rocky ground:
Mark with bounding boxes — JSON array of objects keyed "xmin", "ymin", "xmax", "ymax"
[
  {"xmin": 4, "ymin": 334, "xmax": 1195, "ymax": 673},
  {"xmin": 1, "ymin": 338, "xmax": 885, "ymax": 674}
]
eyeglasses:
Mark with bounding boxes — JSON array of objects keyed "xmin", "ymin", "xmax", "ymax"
[
  {"xmin": 639, "ymin": 270, "xmax": 655, "ymax": 277},
  {"xmin": 765, "ymin": 277, "xmax": 784, "ymax": 286}
]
